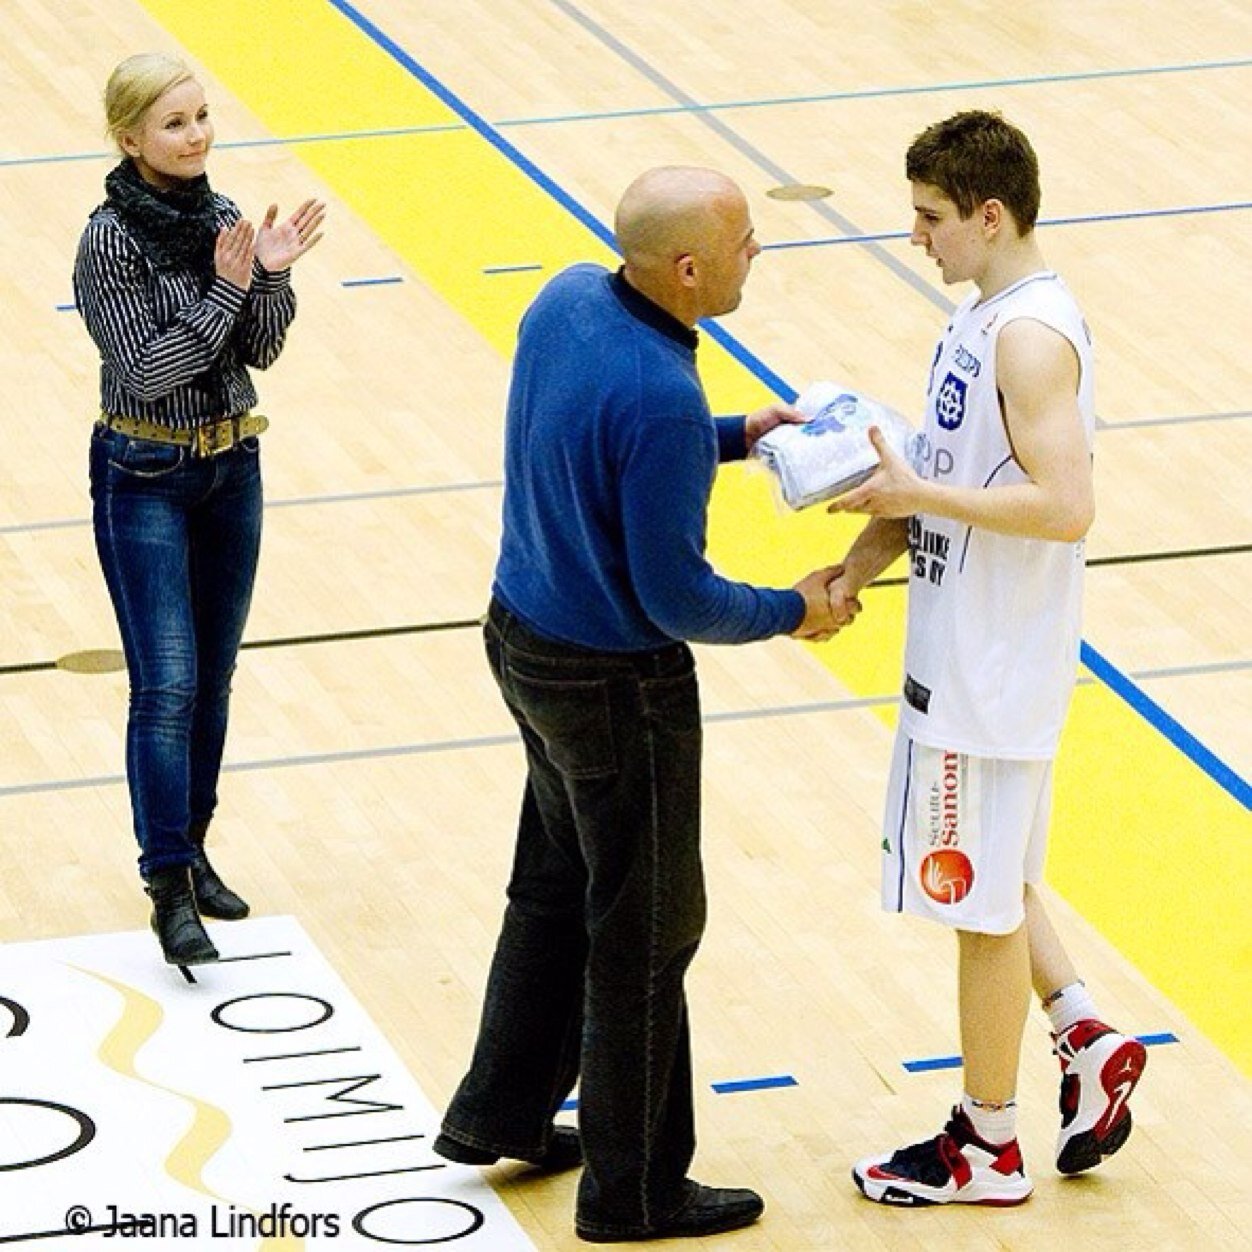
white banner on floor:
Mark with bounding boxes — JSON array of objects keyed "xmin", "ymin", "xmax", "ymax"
[{"xmin": 0, "ymin": 916, "xmax": 538, "ymax": 1250}]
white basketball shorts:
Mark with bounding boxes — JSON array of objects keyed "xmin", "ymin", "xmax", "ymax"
[{"xmin": 882, "ymin": 734, "xmax": 1053, "ymax": 934}]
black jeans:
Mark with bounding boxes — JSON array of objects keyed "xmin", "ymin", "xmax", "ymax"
[{"xmin": 441, "ymin": 599, "xmax": 707, "ymax": 1237}]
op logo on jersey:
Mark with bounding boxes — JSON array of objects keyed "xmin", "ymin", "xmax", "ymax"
[{"xmin": 935, "ymin": 371, "xmax": 968, "ymax": 430}]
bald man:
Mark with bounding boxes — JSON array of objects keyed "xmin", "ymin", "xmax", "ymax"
[{"xmin": 433, "ymin": 167, "xmax": 850, "ymax": 1243}]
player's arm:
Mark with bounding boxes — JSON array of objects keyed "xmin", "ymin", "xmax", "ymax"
[
  {"xmin": 835, "ymin": 516, "xmax": 910, "ymax": 598},
  {"xmin": 979, "ymin": 318, "xmax": 1094, "ymax": 541},
  {"xmin": 831, "ymin": 319, "xmax": 1094, "ymax": 543}
]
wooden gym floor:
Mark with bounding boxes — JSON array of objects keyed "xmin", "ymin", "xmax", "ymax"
[{"xmin": 1, "ymin": 0, "xmax": 1249, "ymax": 1247}]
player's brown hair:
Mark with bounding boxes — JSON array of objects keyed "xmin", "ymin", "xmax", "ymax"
[{"xmin": 906, "ymin": 110, "xmax": 1041, "ymax": 233}]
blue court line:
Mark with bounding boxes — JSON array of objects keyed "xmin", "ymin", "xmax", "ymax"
[
  {"xmin": 341, "ymin": 275, "xmax": 404, "ymax": 288},
  {"xmin": 494, "ymin": 56, "xmax": 1252, "ymax": 129},
  {"xmin": 896, "ymin": 1056, "xmax": 961, "ymax": 1076},
  {"xmin": 5, "ymin": 57, "xmax": 1248, "ymax": 172},
  {"xmin": 0, "ymin": 124, "xmax": 465, "ymax": 168},
  {"xmin": 1045, "ymin": 202, "xmax": 1252, "ymax": 226},
  {"xmin": 903, "ymin": 1032, "xmax": 1180, "ymax": 1072},
  {"xmin": 762, "ymin": 201, "xmax": 1252, "ymax": 252},
  {"xmin": 711, "ymin": 1074, "xmax": 798, "ymax": 1094},
  {"xmin": 1080, "ymin": 643, "xmax": 1250, "ymax": 810},
  {"xmin": 560, "ymin": 1074, "xmax": 797, "ymax": 1110},
  {"xmin": 55, "ymin": 302, "xmax": 77, "ymax": 312},
  {"xmin": 902, "ymin": 1054, "xmax": 964, "ymax": 1073}
]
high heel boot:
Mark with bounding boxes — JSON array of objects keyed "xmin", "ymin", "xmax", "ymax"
[
  {"xmin": 146, "ymin": 866, "xmax": 219, "ymax": 965},
  {"xmin": 188, "ymin": 818, "xmax": 250, "ymax": 921}
]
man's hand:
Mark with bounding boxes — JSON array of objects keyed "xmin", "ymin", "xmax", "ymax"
[
  {"xmin": 744, "ymin": 402, "xmax": 806, "ymax": 452},
  {"xmin": 790, "ymin": 564, "xmax": 862, "ymax": 642},
  {"xmin": 826, "ymin": 570, "xmax": 863, "ymax": 629}
]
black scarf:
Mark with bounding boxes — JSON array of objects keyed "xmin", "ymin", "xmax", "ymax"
[{"xmin": 101, "ymin": 158, "xmax": 218, "ymax": 278}]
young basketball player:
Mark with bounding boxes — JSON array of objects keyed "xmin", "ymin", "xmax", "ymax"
[{"xmin": 827, "ymin": 110, "xmax": 1147, "ymax": 1206}]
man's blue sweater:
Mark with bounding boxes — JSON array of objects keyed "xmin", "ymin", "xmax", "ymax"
[{"xmin": 493, "ymin": 264, "xmax": 805, "ymax": 651}]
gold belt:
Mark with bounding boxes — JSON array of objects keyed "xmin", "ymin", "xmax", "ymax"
[{"xmin": 99, "ymin": 411, "xmax": 270, "ymax": 457}]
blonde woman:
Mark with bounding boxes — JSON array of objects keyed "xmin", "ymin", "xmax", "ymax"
[{"xmin": 74, "ymin": 54, "xmax": 325, "ymax": 965}]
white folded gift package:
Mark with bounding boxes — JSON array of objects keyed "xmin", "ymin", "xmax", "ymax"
[{"xmin": 753, "ymin": 382, "xmax": 922, "ymax": 509}]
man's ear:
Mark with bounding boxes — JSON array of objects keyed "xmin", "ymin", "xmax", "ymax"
[
  {"xmin": 676, "ymin": 252, "xmax": 697, "ymax": 287},
  {"xmin": 981, "ymin": 198, "xmax": 1004, "ymax": 237}
]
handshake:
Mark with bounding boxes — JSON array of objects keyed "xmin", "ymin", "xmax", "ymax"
[{"xmin": 790, "ymin": 564, "xmax": 862, "ymax": 643}]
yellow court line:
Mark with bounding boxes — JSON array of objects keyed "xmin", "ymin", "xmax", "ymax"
[{"xmin": 138, "ymin": 0, "xmax": 1249, "ymax": 1074}]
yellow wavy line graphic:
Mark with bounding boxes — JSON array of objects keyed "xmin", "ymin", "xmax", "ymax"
[{"xmin": 74, "ymin": 966, "xmax": 303, "ymax": 1251}]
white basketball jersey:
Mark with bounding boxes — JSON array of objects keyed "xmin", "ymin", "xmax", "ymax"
[{"xmin": 899, "ymin": 271, "xmax": 1095, "ymax": 759}]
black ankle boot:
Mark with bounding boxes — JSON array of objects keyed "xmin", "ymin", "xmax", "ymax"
[
  {"xmin": 189, "ymin": 852, "xmax": 250, "ymax": 920},
  {"xmin": 146, "ymin": 867, "xmax": 219, "ymax": 965},
  {"xmin": 188, "ymin": 819, "xmax": 250, "ymax": 921}
]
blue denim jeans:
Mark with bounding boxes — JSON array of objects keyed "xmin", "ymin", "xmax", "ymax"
[
  {"xmin": 441, "ymin": 599, "xmax": 707, "ymax": 1238},
  {"xmin": 89, "ymin": 425, "xmax": 262, "ymax": 879}
]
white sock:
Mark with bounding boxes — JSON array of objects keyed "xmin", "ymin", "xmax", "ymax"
[
  {"xmin": 1042, "ymin": 980, "xmax": 1099, "ymax": 1036},
  {"xmin": 961, "ymin": 1093, "xmax": 1017, "ymax": 1146}
]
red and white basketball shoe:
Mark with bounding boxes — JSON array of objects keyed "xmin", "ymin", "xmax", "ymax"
[
  {"xmin": 852, "ymin": 1107, "xmax": 1033, "ymax": 1206},
  {"xmin": 1054, "ymin": 1019, "xmax": 1147, "ymax": 1175}
]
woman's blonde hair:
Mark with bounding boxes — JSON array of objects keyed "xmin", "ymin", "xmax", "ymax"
[{"xmin": 104, "ymin": 53, "xmax": 195, "ymax": 153}]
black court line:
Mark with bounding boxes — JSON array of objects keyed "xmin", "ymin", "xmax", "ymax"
[
  {"xmin": 0, "ymin": 618, "xmax": 483, "ymax": 677},
  {"xmin": 238, "ymin": 618, "xmax": 483, "ymax": 653},
  {"xmin": 214, "ymin": 948, "xmax": 296, "ymax": 963},
  {"xmin": 871, "ymin": 542, "xmax": 1252, "ymax": 588},
  {"xmin": 0, "ymin": 547, "xmax": 1247, "ymax": 679},
  {"xmin": 0, "ymin": 1220, "xmax": 123, "ymax": 1244}
]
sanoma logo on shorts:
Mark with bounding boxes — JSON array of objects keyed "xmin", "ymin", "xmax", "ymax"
[
  {"xmin": 921, "ymin": 751, "xmax": 974, "ymax": 904},
  {"xmin": 926, "ymin": 751, "xmax": 962, "ymax": 848},
  {"xmin": 920, "ymin": 848, "xmax": 975, "ymax": 904}
]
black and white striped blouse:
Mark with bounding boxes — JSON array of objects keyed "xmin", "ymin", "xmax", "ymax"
[{"xmin": 73, "ymin": 193, "xmax": 297, "ymax": 430}]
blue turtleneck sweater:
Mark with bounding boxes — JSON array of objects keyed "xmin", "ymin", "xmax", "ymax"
[{"xmin": 493, "ymin": 263, "xmax": 804, "ymax": 650}]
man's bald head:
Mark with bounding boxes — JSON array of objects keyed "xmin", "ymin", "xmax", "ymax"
[
  {"xmin": 614, "ymin": 167, "xmax": 759, "ymax": 324},
  {"xmin": 614, "ymin": 167, "xmax": 744, "ymax": 266}
]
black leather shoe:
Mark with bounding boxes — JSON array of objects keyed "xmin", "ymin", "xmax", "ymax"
[
  {"xmin": 190, "ymin": 851, "xmax": 250, "ymax": 920},
  {"xmin": 433, "ymin": 1125, "xmax": 582, "ymax": 1172},
  {"xmin": 146, "ymin": 867, "xmax": 219, "ymax": 966},
  {"xmin": 577, "ymin": 1181, "xmax": 764, "ymax": 1243}
]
